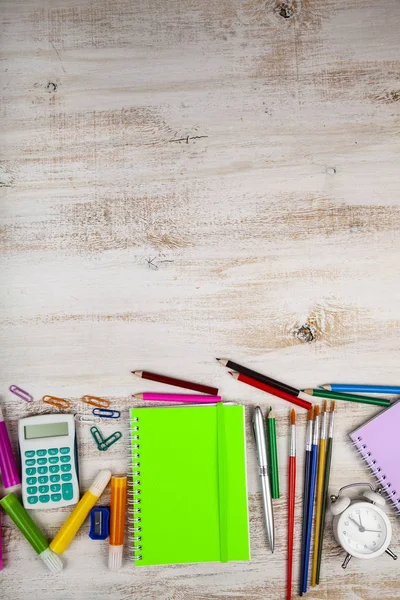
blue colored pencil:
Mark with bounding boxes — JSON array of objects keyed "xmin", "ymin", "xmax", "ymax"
[
  {"xmin": 301, "ymin": 406, "xmax": 320, "ymax": 595},
  {"xmin": 321, "ymin": 383, "xmax": 400, "ymax": 394},
  {"xmin": 299, "ymin": 407, "xmax": 313, "ymax": 596}
]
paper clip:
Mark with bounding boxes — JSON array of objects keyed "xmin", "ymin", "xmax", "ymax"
[
  {"xmin": 42, "ymin": 395, "xmax": 71, "ymax": 410},
  {"xmin": 75, "ymin": 413, "xmax": 101, "ymax": 425},
  {"xmin": 9, "ymin": 385, "xmax": 33, "ymax": 403},
  {"xmin": 82, "ymin": 395, "xmax": 111, "ymax": 409},
  {"xmin": 98, "ymin": 431, "xmax": 122, "ymax": 451},
  {"xmin": 92, "ymin": 408, "xmax": 120, "ymax": 419},
  {"xmin": 90, "ymin": 426, "xmax": 105, "ymax": 447}
]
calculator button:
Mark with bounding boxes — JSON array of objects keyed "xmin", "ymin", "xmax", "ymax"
[
  {"xmin": 27, "ymin": 477, "xmax": 37, "ymax": 485},
  {"xmin": 50, "ymin": 475, "xmax": 60, "ymax": 483},
  {"xmin": 26, "ymin": 467, "xmax": 36, "ymax": 476},
  {"xmin": 51, "ymin": 494, "xmax": 62, "ymax": 502},
  {"xmin": 61, "ymin": 464, "xmax": 71, "ymax": 473},
  {"xmin": 36, "ymin": 449, "xmax": 47, "ymax": 457},
  {"xmin": 28, "ymin": 496, "xmax": 38, "ymax": 505},
  {"xmin": 50, "ymin": 484, "xmax": 61, "ymax": 492},
  {"xmin": 26, "ymin": 459, "xmax": 36, "ymax": 466},
  {"xmin": 25, "ymin": 451, "xmax": 35, "ymax": 458},
  {"xmin": 37, "ymin": 458, "xmax": 47, "ymax": 465},
  {"xmin": 38, "ymin": 476, "xmax": 49, "ymax": 484},
  {"xmin": 61, "ymin": 473, "xmax": 72, "ymax": 482},
  {"xmin": 48, "ymin": 448, "xmax": 58, "ymax": 456},
  {"xmin": 27, "ymin": 486, "xmax": 38, "ymax": 495},
  {"xmin": 62, "ymin": 483, "xmax": 73, "ymax": 501},
  {"xmin": 39, "ymin": 485, "xmax": 49, "ymax": 494},
  {"xmin": 38, "ymin": 467, "xmax": 48, "ymax": 474},
  {"xmin": 60, "ymin": 456, "xmax": 71, "ymax": 463},
  {"xmin": 39, "ymin": 495, "xmax": 50, "ymax": 503},
  {"xmin": 49, "ymin": 465, "xmax": 59, "ymax": 473},
  {"xmin": 49, "ymin": 457, "xmax": 59, "ymax": 464},
  {"xmin": 60, "ymin": 447, "xmax": 70, "ymax": 455}
]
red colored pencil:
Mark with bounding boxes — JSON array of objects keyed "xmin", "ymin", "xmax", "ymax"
[
  {"xmin": 132, "ymin": 370, "xmax": 218, "ymax": 396},
  {"xmin": 229, "ymin": 372, "xmax": 312, "ymax": 410},
  {"xmin": 287, "ymin": 409, "xmax": 297, "ymax": 600}
]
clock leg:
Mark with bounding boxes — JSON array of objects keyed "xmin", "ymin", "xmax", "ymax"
[
  {"xmin": 341, "ymin": 553, "xmax": 352, "ymax": 569},
  {"xmin": 385, "ymin": 548, "xmax": 398, "ymax": 560}
]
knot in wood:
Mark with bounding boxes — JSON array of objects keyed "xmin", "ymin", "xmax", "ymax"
[{"xmin": 294, "ymin": 325, "xmax": 314, "ymax": 343}]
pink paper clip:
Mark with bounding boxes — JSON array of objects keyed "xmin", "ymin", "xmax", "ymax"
[
  {"xmin": 82, "ymin": 395, "xmax": 111, "ymax": 409},
  {"xmin": 9, "ymin": 385, "xmax": 33, "ymax": 403},
  {"xmin": 42, "ymin": 395, "xmax": 71, "ymax": 410}
]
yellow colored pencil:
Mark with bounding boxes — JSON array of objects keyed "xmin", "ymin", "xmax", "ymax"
[{"xmin": 311, "ymin": 401, "xmax": 327, "ymax": 586}]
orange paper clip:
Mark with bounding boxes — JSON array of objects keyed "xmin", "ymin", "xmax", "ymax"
[
  {"xmin": 42, "ymin": 395, "xmax": 71, "ymax": 410},
  {"xmin": 81, "ymin": 395, "xmax": 111, "ymax": 409}
]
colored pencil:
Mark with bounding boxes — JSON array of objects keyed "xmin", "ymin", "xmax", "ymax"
[
  {"xmin": 217, "ymin": 358, "xmax": 298, "ymax": 396},
  {"xmin": 316, "ymin": 401, "xmax": 336, "ymax": 584},
  {"xmin": 134, "ymin": 393, "xmax": 221, "ymax": 403},
  {"xmin": 299, "ymin": 407, "xmax": 313, "ymax": 596},
  {"xmin": 287, "ymin": 409, "xmax": 296, "ymax": 600},
  {"xmin": 303, "ymin": 387, "xmax": 390, "ymax": 408},
  {"xmin": 311, "ymin": 401, "xmax": 327, "ymax": 586},
  {"xmin": 301, "ymin": 405, "xmax": 320, "ymax": 595},
  {"xmin": 267, "ymin": 407, "xmax": 280, "ymax": 499},
  {"xmin": 322, "ymin": 383, "xmax": 400, "ymax": 394},
  {"xmin": 132, "ymin": 370, "xmax": 218, "ymax": 396},
  {"xmin": 229, "ymin": 372, "xmax": 312, "ymax": 410}
]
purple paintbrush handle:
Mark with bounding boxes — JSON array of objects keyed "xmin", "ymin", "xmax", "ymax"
[{"xmin": 0, "ymin": 409, "xmax": 21, "ymax": 490}]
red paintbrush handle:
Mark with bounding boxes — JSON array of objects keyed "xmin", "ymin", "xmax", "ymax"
[
  {"xmin": 287, "ymin": 456, "xmax": 296, "ymax": 600},
  {"xmin": 237, "ymin": 373, "xmax": 312, "ymax": 410}
]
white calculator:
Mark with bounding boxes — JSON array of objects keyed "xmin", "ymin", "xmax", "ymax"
[{"xmin": 19, "ymin": 414, "xmax": 80, "ymax": 509}]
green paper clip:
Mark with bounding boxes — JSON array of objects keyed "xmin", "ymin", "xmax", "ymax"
[
  {"xmin": 98, "ymin": 431, "xmax": 122, "ymax": 451},
  {"xmin": 90, "ymin": 426, "xmax": 105, "ymax": 447}
]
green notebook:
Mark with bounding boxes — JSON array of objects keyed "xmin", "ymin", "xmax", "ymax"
[{"xmin": 130, "ymin": 403, "xmax": 250, "ymax": 566}]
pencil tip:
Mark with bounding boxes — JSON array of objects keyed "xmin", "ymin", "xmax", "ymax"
[
  {"xmin": 303, "ymin": 388, "xmax": 313, "ymax": 395},
  {"xmin": 291, "ymin": 409, "xmax": 296, "ymax": 424},
  {"xmin": 216, "ymin": 358, "xmax": 220, "ymax": 361},
  {"xmin": 228, "ymin": 371, "xmax": 239, "ymax": 379},
  {"xmin": 321, "ymin": 384, "xmax": 330, "ymax": 390}
]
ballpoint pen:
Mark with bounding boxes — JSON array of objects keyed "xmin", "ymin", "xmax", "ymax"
[{"xmin": 252, "ymin": 406, "xmax": 275, "ymax": 553}]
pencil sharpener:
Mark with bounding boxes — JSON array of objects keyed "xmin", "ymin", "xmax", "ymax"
[{"xmin": 89, "ymin": 507, "xmax": 110, "ymax": 540}]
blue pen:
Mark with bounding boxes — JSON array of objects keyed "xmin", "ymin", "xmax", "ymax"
[
  {"xmin": 321, "ymin": 383, "xmax": 400, "ymax": 394},
  {"xmin": 301, "ymin": 406, "xmax": 320, "ymax": 595}
]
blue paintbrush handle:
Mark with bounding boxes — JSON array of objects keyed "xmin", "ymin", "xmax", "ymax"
[{"xmin": 301, "ymin": 444, "xmax": 318, "ymax": 595}]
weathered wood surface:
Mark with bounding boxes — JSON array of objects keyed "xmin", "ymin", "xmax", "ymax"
[{"xmin": 1, "ymin": 0, "xmax": 399, "ymax": 598}]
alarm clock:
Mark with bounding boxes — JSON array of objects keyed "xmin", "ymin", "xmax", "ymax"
[{"xmin": 330, "ymin": 483, "xmax": 397, "ymax": 568}]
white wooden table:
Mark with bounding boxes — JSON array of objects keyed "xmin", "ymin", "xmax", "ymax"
[{"xmin": 1, "ymin": 0, "xmax": 399, "ymax": 598}]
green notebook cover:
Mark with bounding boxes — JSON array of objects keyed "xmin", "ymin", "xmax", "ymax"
[{"xmin": 130, "ymin": 403, "xmax": 250, "ymax": 566}]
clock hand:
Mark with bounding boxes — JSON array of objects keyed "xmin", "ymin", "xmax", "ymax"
[
  {"xmin": 358, "ymin": 515, "xmax": 363, "ymax": 527},
  {"xmin": 363, "ymin": 529, "xmax": 381, "ymax": 533},
  {"xmin": 348, "ymin": 517, "xmax": 362, "ymax": 529}
]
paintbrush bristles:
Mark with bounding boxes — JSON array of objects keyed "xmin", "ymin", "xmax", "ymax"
[
  {"xmin": 291, "ymin": 409, "xmax": 296, "ymax": 425},
  {"xmin": 323, "ymin": 399, "xmax": 328, "ymax": 412},
  {"xmin": 308, "ymin": 406, "xmax": 314, "ymax": 420},
  {"xmin": 315, "ymin": 405, "xmax": 320, "ymax": 417},
  {"xmin": 332, "ymin": 400, "xmax": 336, "ymax": 411}
]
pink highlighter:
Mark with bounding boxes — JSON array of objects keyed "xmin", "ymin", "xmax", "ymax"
[{"xmin": 0, "ymin": 407, "xmax": 21, "ymax": 493}]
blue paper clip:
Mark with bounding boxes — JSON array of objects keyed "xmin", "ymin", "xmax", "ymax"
[
  {"xmin": 98, "ymin": 431, "xmax": 122, "ymax": 451},
  {"xmin": 92, "ymin": 408, "xmax": 120, "ymax": 419},
  {"xmin": 89, "ymin": 507, "xmax": 110, "ymax": 540}
]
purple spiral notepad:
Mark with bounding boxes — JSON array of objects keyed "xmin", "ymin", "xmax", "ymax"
[{"xmin": 350, "ymin": 400, "xmax": 400, "ymax": 514}]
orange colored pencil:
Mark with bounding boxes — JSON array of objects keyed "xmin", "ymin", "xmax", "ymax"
[{"xmin": 287, "ymin": 409, "xmax": 296, "ymax": 600}]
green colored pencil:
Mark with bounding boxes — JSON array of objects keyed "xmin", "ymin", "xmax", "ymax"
[
  {"xmin": 315, "ymin": 401, "xmax": 336, "ymax": 584},
  {"xmin": 267, "ymin": 407, "xmax": 280, "ymax": 498},
  {"xmin": 303, "ymin": 388, "xmax": 390, "ymax": 408}
]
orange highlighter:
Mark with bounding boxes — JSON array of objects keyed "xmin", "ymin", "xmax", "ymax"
[{"xmin": 108, "ymin": 476, "xmax": 127, "ymax": 571}]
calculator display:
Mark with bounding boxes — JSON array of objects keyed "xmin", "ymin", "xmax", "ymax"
[{"xmin": 24, "ymin": 422, "xmax": 69, "ymax": 439}]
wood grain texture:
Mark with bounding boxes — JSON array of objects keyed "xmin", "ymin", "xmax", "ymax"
[{"xmin": 1, "ymin": 0, "xmax": 399, "ymax": 598}]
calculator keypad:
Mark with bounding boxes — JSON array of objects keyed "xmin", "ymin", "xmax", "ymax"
[{"xmin": 25, "ymin": 447, "xmax": 74, "ymax": 507}]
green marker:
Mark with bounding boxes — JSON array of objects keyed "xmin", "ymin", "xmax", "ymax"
[
  {"xmin": 267, "ymin": 407, "xmax": 280, "ymax": 499},
  {"xmin": 0, "ymin": 493, "xmax": 63, "ymax": 572}
]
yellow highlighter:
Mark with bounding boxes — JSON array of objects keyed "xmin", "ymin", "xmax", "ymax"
[
  {"xmin": 311, "ymin": 402, "xmax": 327, "ymax": 586},
  {"xmin": 50, "ymin": 469, "xmax": 111, "ymax": 555}
]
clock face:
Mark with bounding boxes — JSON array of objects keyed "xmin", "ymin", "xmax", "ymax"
[{"xmin": 337, "ymin": 502, "xmax": 391, "ymax": 559}]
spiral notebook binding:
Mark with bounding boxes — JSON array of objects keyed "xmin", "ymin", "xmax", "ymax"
[
  {"xmin": 127, "ymin": 414, "xmax": 143, "ymax": 562},
  {"xmin": 353, "ymin": 436, "xmax": 400, "ymax": 512}
]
